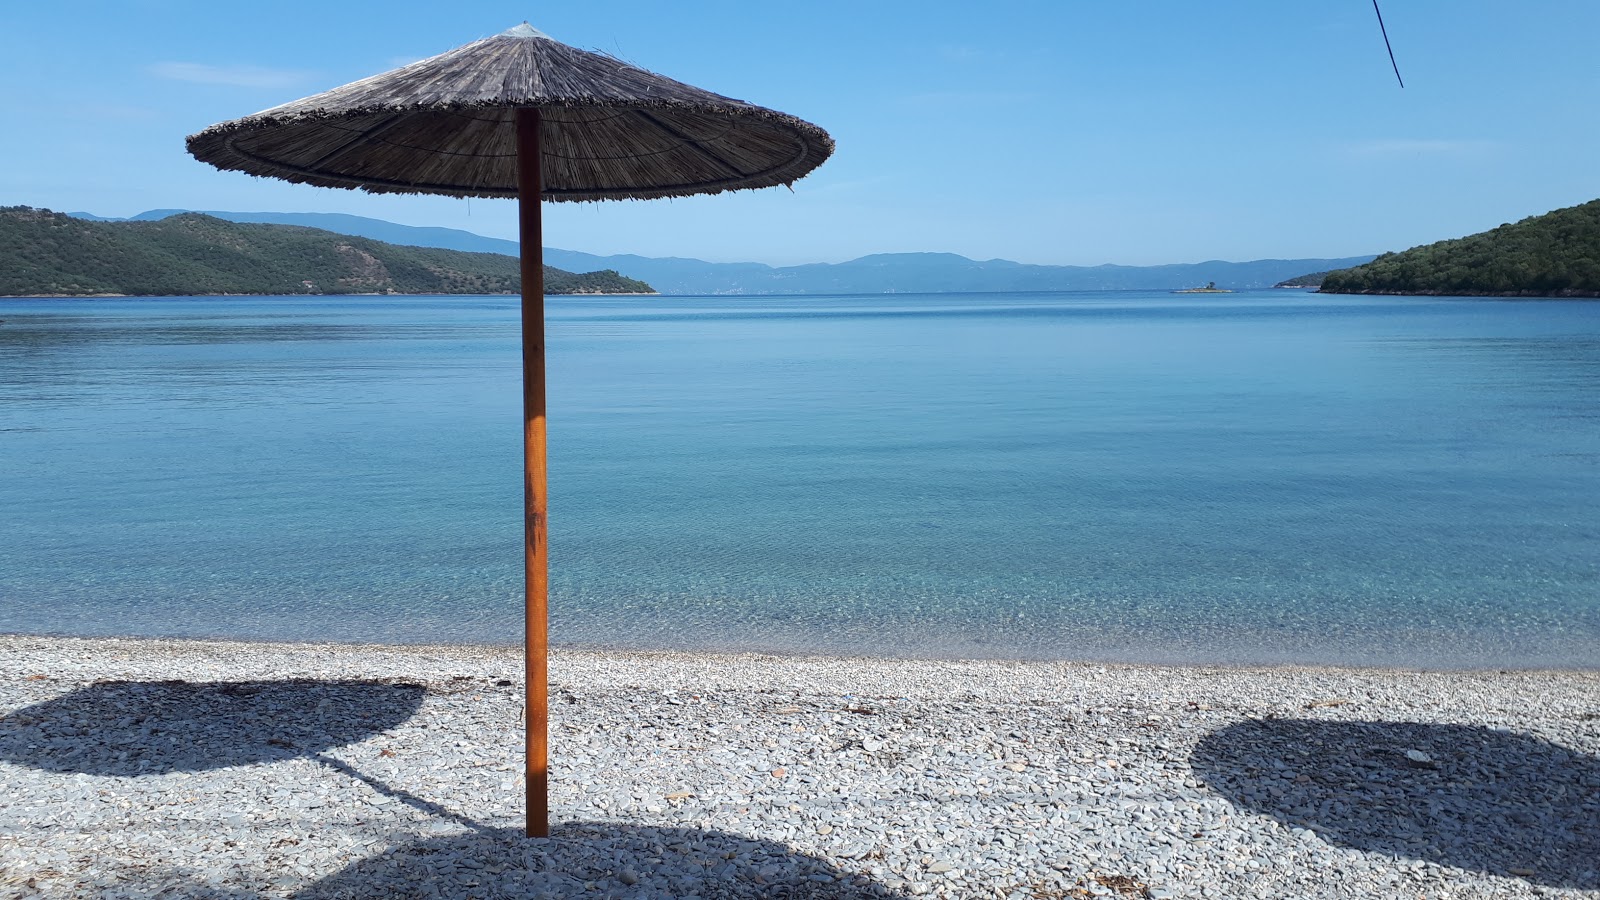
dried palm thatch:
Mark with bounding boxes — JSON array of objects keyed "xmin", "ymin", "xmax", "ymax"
[{"xmin": 186, "ymin": 24, "xmax": 833, "ymax": 202}]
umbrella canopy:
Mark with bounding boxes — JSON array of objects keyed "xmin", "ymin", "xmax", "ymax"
[
  {"xmin": 187, "ymin": 23, "xmax": 831, "ymax": 839},
  {"xmin": 187, "ymin": 23, "xmax": 833, "ymax": 201}
]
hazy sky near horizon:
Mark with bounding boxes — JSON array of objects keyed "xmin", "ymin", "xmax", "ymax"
[{"xmin": 4, "ymin": 1, "xmax": 1598, "ymax": 267}]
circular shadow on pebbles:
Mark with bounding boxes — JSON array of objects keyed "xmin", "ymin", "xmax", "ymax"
[
  {"xmin": 0, "ymin": 679, "xmax": 425, "ymax": 776},
  {"xmin": 295, "ymin": 824, "xmax": 907, "ymax": 900},
  {"xmin": 1190, "ymin": 718, "xmax": 1600, "ymax": 889}
]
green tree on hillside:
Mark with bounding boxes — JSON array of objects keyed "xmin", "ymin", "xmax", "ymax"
[
  {"xmin": 1321, "ymin": 200, "xmax": 1600, "ymax": 297},
  {"xmin": 0, "ymin": 207, "xmax": 657, "ymax": 297}
]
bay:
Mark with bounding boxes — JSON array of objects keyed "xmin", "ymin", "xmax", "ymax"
[{"xmin": 1, "ymin": 290, "xmax": 1596, "ymax": 668}]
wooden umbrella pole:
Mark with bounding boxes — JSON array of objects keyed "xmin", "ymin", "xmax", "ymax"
[{"xmin": 515, "ymin": 107, "xmax": 550, "ymax": 839}]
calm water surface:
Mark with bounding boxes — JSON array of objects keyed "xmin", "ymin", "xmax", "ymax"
[{"xmin": 2, "ymin": 291, "xmax": 1597, "ymax": 668}]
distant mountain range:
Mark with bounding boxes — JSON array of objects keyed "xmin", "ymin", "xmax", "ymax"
[{"xmin": 71, "ymin": 209, "xmax": 1378, "ymax": 295}]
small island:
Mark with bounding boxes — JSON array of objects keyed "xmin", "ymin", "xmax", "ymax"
[
  {"xmin": 1172, "ymin": 281, "xmax": 1232, "ymax": 294},
  {"xmin": 0, "ymin": 206, "xmax": 655, "ymax": 297}
]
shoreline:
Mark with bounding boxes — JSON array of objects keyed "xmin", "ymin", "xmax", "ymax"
[
  {"xmin": 5, "ymin": 629, "xmax": 1597, "ymax": 677},
  {"xmin": 2, "ymin": 634, "xmax": 1596, "ymax": 898},
  {"xmin": 6, "ymin": 627, "xmax": 1593, "ymax": 675},
  {"xmin": 0, "ymin": 291, "xmax": 661, "ymax": 299}
]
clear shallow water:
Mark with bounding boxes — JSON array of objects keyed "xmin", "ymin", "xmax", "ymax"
[{"xmin": 1, "ymin": 291, "xmax": 1597, "ymax": 668}]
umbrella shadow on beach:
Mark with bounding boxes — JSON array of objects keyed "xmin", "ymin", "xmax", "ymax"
[
  {"xmin": 294, "ymin": 823, "xmax": 907, "ymax": 900},
  {"xmin": 0, "ymin": 678, "xmax": 425, "ymax": 776},
  {"xmin": 1189, "ymin": 718, "xmax": 1600, "ymax": 889},
  {"xmin": 1, "ymin": 681, "xmax": 907, "ymax": 897},
  {"xmin": 145, "ymin": 823, "xmax": 907, "ymax": 900}
]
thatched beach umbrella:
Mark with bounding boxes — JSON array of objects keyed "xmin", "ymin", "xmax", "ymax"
[{"xmin": 187, "ymin": 22, "xmax": 832, "ymax": 837}]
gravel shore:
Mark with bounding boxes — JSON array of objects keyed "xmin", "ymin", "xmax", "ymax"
[{"xmin": 0, "ymin": 634, "xmax": 1595, "ymax": 899}]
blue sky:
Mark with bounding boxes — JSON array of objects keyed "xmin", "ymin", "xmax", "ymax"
[{"xmin": 4, "ymin": 1, "xmax": 1598, "ymax": 266}]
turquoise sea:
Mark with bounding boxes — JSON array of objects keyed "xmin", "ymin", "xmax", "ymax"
[{"xmin": 1, "ymin": 290, "xmax": 1597, "ymax": 668}]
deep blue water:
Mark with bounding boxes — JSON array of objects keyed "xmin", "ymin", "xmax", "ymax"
[{"xmin": 1, "ymin": 291, "xmax": 1597, "ymax": 668}]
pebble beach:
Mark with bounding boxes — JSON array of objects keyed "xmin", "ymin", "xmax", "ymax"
[{"xmin": 1, "ymin": 634, "xmax": 1596, "ymax": 899}]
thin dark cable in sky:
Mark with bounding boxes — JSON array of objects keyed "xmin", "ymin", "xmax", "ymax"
[{"xmin": 1373, "ymin": 0, "xmax": 1405, "ymax": 88}]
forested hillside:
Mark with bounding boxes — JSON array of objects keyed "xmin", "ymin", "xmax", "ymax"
[
  {"xmin": 0, "ymin": 207, "xmax": 653, "ymax": 296},
  {"xmin": 1274, "ymin": 270, "xmax": 1335, "ymax": 288},
  {"xmin": 1320, "ymin": 200, "xmax": 1600, "ymax": 297}
]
